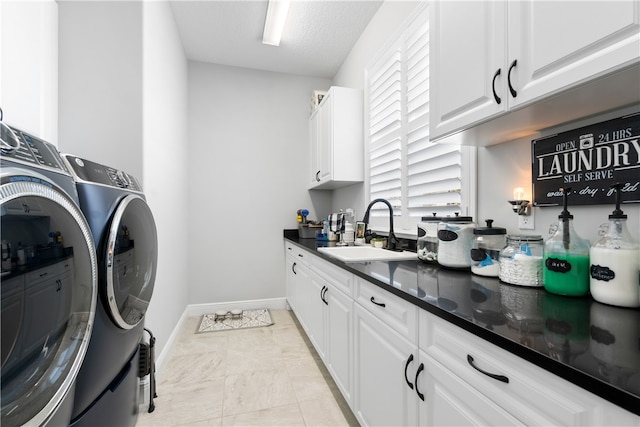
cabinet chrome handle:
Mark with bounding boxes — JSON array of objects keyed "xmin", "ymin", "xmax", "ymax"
[
  {"xmin": 507, "ymin": 59, "xmax": 517, "ymax": 98},
  {"xmin": 298, "ymin": 254, "xmax": 303, "ymax": 258},
  {"xmin": 316, "ymin": 171, "xmax": 321, "ymax": 182},
  {"xmin": 467, "ymin": 354, "xmax": 509, "ymax": 383},
  {"xmin": 492, "ymin": 68, "xmax": 502, "ymax": 104},
  {"xmin": 415, "ymin": 363, "xmax": 425, "ymax": 401},
  {"xmin": 370, "ymin": 296, "xmax": 386, "ymax": 308},
  {"xmin": 292, "ymin": 262, "xmax": 297, "ymax": 275},
  {"xmin": 404, "ymin": 353, "xmax": 414, "ymax": 390}
]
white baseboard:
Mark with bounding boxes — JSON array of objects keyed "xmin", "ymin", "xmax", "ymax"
[
  {"xmin": 152, "ymin": 309, "xmax": 189, "ymax": 381},
  {"xmin": 185, "ymin": 297, "xmax": 287, "ymax": 317},
  {"xmin": 152, "ymin": 297, "xmax": 287, "ymax": 380}
]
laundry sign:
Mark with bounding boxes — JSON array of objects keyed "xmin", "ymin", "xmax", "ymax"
[{"xmin": 532, "ymin": 113, "xmax": 640, "ymax": 206}]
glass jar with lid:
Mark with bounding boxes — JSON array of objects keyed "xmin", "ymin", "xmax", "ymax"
[
  {"xmin": 417, "ymin": 214, "xmax": 442, "ymax": 263},
  {"xmin": 470, "ymin": 219, "xmax": 506, "ymax": 277},
  {"xmin": 437, "ymin": 215, "xmax": 475, "ymax": 269},
  {"xmin": 499, "ymin": 234, "xmax": 544, "ymax": 287}
]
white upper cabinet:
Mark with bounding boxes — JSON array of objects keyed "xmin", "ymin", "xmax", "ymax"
[
  {"xmin": 429, "ymin": 0, "xmax": 507, "ymax": 140},
  {"xmin": 308, "ymin": 86, "xmax": 364, "ymax": 190},
  {"xmin": 430, "ymin": 0, "xmax": 640, "ymax": 144},
  {"xmin": 508, "ymin": 0, "xmax": 640, "ymax": 108}
]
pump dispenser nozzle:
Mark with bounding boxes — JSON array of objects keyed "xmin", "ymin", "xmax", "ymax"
[
  {"xmin": 608, "ymin": 183, "xmax": 627, "ymax": 219},
  {"xmin": 558, "ymin": 187, "xmax": 573, "ymax": 249}
]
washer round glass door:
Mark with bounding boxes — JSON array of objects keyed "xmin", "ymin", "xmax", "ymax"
[
  {"xmin": 1, "ymin": 173, "xmax": 97, "ymax": 426},
  {"xmin": 105, "ymin": 194, "xmax": 157, "ymax": 329}
]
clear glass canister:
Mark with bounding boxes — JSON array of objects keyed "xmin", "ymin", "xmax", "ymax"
[
  {"xmin": 470, "ymin": 219, "xmax": 506, "ymax": 277},
  {"xmin": 499, "ymin": 235, "xmax": 544, "ymax": 287},
  {"xmin": 437, "ymin": 215, "xmax": 475, "ymax": 268},
  {"xmin": 417, "ymin": 214, "xmax": 442, "ymax": 263}
]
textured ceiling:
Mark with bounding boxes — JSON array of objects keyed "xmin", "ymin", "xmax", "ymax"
[{"xmin": 169, "ymin": 0, "xmax": 383, "ymax": 78}]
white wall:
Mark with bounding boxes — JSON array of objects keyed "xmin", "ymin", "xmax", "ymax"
[
  {"xmin": 0, "ymin": 0, "xmax": 58, "ymax": 142},
  {"xmin": 187, "ymin": 62, "xmax": 330, "ymax": 304},
  {"xmin": 478, "ymin": 105, "xmax": 640, "ymax": 244},
  {"xmin": 141, "ymin": 1, "xmax": 190, "ymax": 357},
  {"xmin": 58, "ymin": 1, "xmax": 143, "ymax": 178},
  {"xmin": 331, "ymin": 1, "xmax": 421, "ymax": 220},
  {"xmin": 330, "ymin": 0, "xmax": 639, "ymax": 243}
]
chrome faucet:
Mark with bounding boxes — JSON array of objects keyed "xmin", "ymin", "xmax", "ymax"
[{"xmin": 362, "ymin": 198, "xmax": 402, "ymax": 251}]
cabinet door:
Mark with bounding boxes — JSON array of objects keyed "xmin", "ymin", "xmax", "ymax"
[
  {"xmin": 430, "ymin": 0, "xmax": 507, "ymax": 140},
  {"xmin": 303, "ymin": 270, "xmax": 326, "ymax": 359},
  {"xmin": 324, "ymin": 283, "xmax": 352, "ymax": 404},
  {"xmin": 508, "ymin": 0, "xmax": 640, "ymax": 108},
  {"xmin": 353, "ymin": 303, "xmax": 419, "ymax": 427},
  {"xmin": 309, "ymin": 110, "xmax": 321, "ymax": 185},
  {"xmin": 1, "ymin": 275, "xmax": 25, "ymax": 371},
  {"xmin": 317, "ymin": 93, "xmax": 332, "ymax": 184},
  {"xmin": 285, "ymin": 248, "xmax": 298, "ymax": 311},
  {"xmin": 22, "ymin": 273, "xmax": 61, "ymax": 357},
  {"xmin": 418, "ymin": 350, "xmax": 524, "ymax": 426}
]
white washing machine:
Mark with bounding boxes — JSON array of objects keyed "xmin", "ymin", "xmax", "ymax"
[{"xmin": 0, "ymin": 122, "xmax": 98, "ymax": 426}]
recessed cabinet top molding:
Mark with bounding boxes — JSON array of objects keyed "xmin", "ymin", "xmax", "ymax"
[
  {"xmin": 309, "ymin": 86, "xmax": 364, "ymax": 190},
  {"xmin": 429, "ymin": 0, "xmax": 640, "ymax": 146}
]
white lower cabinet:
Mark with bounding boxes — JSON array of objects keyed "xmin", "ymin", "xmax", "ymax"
[
  {"xmin": 353, "ymin": 303, "xmax": 419, "ymax": 426},
  {"xmin": 284, "ymin": 241, "xmax": 639, "ymax": 426},
  {"xmin": 324, "ymin": 282, "xmax": 352, "ymax": 403},
  {"xmin": 417, "ymin": 349, "xmax": 523, "ymax": 426}
]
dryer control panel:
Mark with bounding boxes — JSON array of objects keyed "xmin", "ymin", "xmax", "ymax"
[{"xmin": 64, "ymin": 155, "xmax": 143, "ymax": 192}]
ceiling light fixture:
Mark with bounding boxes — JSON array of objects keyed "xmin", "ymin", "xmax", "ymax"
[{"xmin": 262, "ymin": 0, "xmax": 290, "ymax": 46}]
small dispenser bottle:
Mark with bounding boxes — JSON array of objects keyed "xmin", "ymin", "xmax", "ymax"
[
  {"xmin": 543, "ymin": 188, "xmax": 590, "ymax": 297},
  {"xmin": 590, "ymin": 184, "xmax": 640, "ymax": 308}
]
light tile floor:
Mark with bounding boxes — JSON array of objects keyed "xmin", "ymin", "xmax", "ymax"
[{"xmin": 136, "ymin": 310, "xmax": 359, "ymax": 427}]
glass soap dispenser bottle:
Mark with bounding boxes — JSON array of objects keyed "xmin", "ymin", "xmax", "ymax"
[
  {"xmin": 543, "ymin": 188, "xmax": 590, "ymax": 297},
  {"xmin": 590, "ymin": 183, "xmax": 640, "ymax": 308}
]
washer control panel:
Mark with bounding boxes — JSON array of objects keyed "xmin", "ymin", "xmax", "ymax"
[
  {"xmin": 64, "ymin": 155, "xmax": 142, "ymax": 192},
  {"xmin": 0, "ymin": 125, "xmax": 70, "ymax": 174}
]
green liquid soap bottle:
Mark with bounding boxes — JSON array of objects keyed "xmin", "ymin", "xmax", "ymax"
[{"xmin": 543, "ymin": 187, "xmax": 590, "ymax": 297}]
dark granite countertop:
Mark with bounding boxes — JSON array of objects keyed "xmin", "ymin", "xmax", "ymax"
[{"xmin": 284, "ymin": 230, "xmax": 640, "ymax": 416}]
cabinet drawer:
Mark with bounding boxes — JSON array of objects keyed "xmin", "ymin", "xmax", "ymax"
[
  {"xmin": 284, "ymin": 242, "xmax": 310, "ymax": 267},
  {"xmin": 355, "ymin": 276, "xmax": 417, "ymax": 343},
  {"xmin": 26, "ymin": 258, "xmax": 74, "ymax": 288},
  {"xmin": 310, "ymin": 256, "xmax": 353, "ymax": 298},
  {"xmin": 420, "ymin": 311, "xmax": 612, "ymax": 426}
]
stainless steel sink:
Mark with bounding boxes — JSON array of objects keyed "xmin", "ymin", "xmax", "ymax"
[{"xmin": 317, "ymin": 246, "xmax": 417, "ymax": 262}]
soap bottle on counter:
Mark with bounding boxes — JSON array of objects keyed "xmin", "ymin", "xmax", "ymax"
[
  {"xmin": 589, "ymin": 183, "xmax": 640, "ymax": 308},
  {"xmin": 543, "ymin": 188, "xmax": 590, "ymax": 297}
]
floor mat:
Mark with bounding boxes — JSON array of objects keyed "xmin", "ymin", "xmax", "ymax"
[{"xmin": 196, "ymin": 309, "xmax": 273, "ymax": 333}]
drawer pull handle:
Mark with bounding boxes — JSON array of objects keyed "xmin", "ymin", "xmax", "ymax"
[
  {"xmin": 40, "ymin": 272, "xmax": 48, "ymax": 277},
  {"xmin": 507, "ymin": 59, "xmax": 518, "ymax": 98},
  {"xmin": 492, "ymin": 68, "xmax": 502, "ymax": 104},
  {"xmin": 415, "ymin": 363, "xmax": 425, "ymax": 401},
  {"xmin": 320, "ymin": 286, "xmax": 328, "ymax": 305},
  {"xmin": 404, "ymin": 353, "xmax": 414, "ymax": 390},
  {"xmin": 316, "ymin": 171, "xmax": 321, "ymax": 182},
  {"xmin": 370, "ymin": 296, "xmax": 386, "ymax": 308},
  {"xmin": 292, "ymin": 262, "xmax": 297, "ymax": 275},
  {"xmin": 467, "ymin": 354, "xmax": 509, "ymax": 383},
  {"xmin": 298, "ymin": 254, "xmax": 304, "ymax": 258}
]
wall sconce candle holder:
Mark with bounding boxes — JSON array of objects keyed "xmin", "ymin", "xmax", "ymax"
[
  {"xmin": 508, "ymin": 199, "xmax": 530, "ymax": 215},
  {"xmin": 509, "ymin": 187, "xmax": 530, "ymax": 215}
]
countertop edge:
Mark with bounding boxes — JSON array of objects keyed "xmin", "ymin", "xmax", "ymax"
[{"xmin": 283, "ymin": 230, "xmax": 640, "ymax": 417}]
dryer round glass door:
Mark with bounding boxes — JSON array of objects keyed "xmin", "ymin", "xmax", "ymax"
[
  {"xmin": 105, "ymin": 194, "xmax": 157, "ymax": 329},
  {"xmin": 0, "ymin": 176, "xmax": 97, "ymax": 426}
]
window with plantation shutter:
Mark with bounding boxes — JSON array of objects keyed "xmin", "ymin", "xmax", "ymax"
[{"xmin": 365, "ymin": 2, "xmax": 476, "ymax": 235}]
